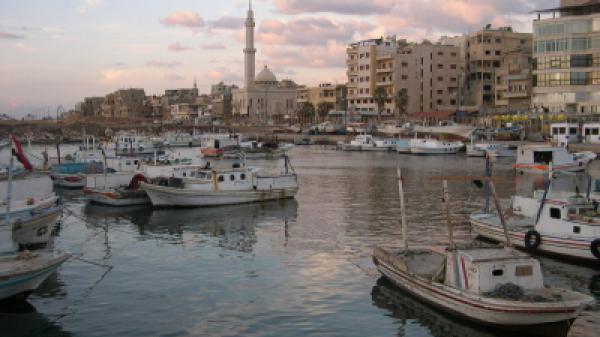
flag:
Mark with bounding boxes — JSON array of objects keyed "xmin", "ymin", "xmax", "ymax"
[{"xmin": 10, "ymin": 135, "xmax": 33, "ymax": 171}]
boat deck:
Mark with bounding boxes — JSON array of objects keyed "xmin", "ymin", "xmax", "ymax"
[{"xmin": 473, "ymin": 213, "xmax": 535, "ymax": 231}]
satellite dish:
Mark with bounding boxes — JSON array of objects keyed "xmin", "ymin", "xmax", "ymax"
[{"xmin": 587, "ymin": 160, "xmax": 600, "ymax": 180}]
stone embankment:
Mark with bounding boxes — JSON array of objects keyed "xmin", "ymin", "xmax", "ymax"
[{"xmin": 567, "ymin": 311, "xmax": 600, "ymax": 337}]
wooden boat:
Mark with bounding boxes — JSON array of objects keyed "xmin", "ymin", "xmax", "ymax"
[
  {"xmin": 140, "ymin": 157, "xmax": 298, "ymax": 208},
  {"xmin": 373, "ymin": 170, "xmax": 594, "ymax": 333},
  {"xmin": 84, "ymin": 174, "xmax": 150, "ymax": 207},
  {"xmin": 0, "ymin": 252, "xmax": 70, "ymax": 302},
  {"xmin": 514, "ymin": 145, "xmax": 596, "ymax": 174},
  {"xmin": 471, "ymin": 172, "xmax": 600, "ymax": 263}
]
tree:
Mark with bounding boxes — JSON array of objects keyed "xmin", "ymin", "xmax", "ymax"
[
  {"xmin": 317, "ymin": 102, "xmax": 334, "ymax": 124},
  {"xmin": 394, "ymin": 88, "xmax": 408, "ymax": 120},
  {"xmin": 297, "ymin": 102, "xmax": 315, "ymax": 125},
  {"xmin": 373, "ymin": 86, "xmax": 389, "ymax": 121}
]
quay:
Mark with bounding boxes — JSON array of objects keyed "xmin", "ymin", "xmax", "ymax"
[{"xmin": 568, "ymin": 311, "xmax": 600, "ymax": 337}]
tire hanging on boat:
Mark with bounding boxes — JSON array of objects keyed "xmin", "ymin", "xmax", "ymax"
[
  {"xmin": 524, "ymin": 230, "xmax": 541, "ymax": 250},
  {"xmin": 591, "ymin": 239, "xmax": 600, "ymax": 259}
]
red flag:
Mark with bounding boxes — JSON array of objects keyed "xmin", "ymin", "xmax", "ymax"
[{"xmin": 11, "ymin": 135, "xmax": 33, "ymax": 171}]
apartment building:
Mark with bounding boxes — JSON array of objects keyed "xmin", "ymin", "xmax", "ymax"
[
  {"xmin": 297, "ymin": 83, "xmax": 337, "ymax": 108},
  {"xmin": 495, "ymin": 48, "xmax": 533, "ymax": 112},
  {"xmin": 532, "ymin": 0, "xmax": 600, "ymax": 114},
  {"xmin": 464, "ymin": 26, "xmax": 533, "ymax": 111},
  {"xmin": 99, "ymin": 89, "xmax": 147, "ymax": 119},
  {"xmin": 79, "ymin": 97, "xmax": 104, "ymax": 117},
  {"xmin": 346, "ymin": 36, "xmax": 400, "ymax": 115},
  {"xmin": 211, "ymin": 82, "xmax": 238, "ymax": 117}
]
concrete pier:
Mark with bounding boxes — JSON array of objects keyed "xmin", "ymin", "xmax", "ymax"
[{"xmin": 567, "ymin": 311, "xmax": 600, "ymax": 337}]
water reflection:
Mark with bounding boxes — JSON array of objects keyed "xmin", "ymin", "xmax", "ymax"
[{"xmin": 0, "ymin": 301, "xmax": 71, "ymax": 337}]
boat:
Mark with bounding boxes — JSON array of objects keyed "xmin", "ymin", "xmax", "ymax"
[
  {"xmin": 50, "ymin": 162, "xmax": 104, "ymax": 189},
  {"xmin": 409, "ymin": 138, "xmax": 464, "ymax": 155},
  {"xmin": 11, "ymin": 204, "xmax": 62, "ymax": 249},
  {"xmin": 140, "ymin": 157, "xmax": 298, "ymax": 208},
  {"xmin": 111, "ymin": 132, "xmax": 164, "ymax": 156},
  {"xmin": 583, "ymin": 123, "xmax": 600, "ymax": 144},
  {"xmin": 396, "ymin": 139, "xmax": 411, "ymax": 154},
  {"xmin": 467, "ymin": 143, "xmax": 514, "ymax": 158},
  {"xmin": 471, "ymin": 172, "xmax": 600, "ymax": 263},
  {"xmin": 373, "ymin": 170, "xmax": 595, "ymax": 333},
  {"xmin": 164, "ymin": 131, "xmax": 202, "ymax": 147},
  {"xmin": 341, "ymin": 135, "xmax": 397, "ymax": 151},
  {"xmin": 550, "ymin": 123, "xmax": 581, "ymax": 147},
  {"xmin": 293, "ymin": 137, "xmax": 314, "ymax": 146},
  {"xmin": 378, "ymin": 121, "xmax": 409, "ymax": 137},
  {"xmin": 239, "ymin": 141, "xmax": 292, "ymax": 159},
  {"xmin": 200, "ymin": 133, "xmax": 241, "ymax": 158},
  {"xmin": 84, "ymin": 174, "xmax": 150, "ymax": 207},
  {"xmin": 514, "ymin": 145, "xmax": 596, "ymax": 174},
  {"xmin": 0, "ymin": 252, "xmax": 70, "ymax": 302},
  {"xmin": 412, "ymin": 120, "xmax": 475, "ymax": 140}
]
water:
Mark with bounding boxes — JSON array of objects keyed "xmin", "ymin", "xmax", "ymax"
[{"xmin": 1, "ymin": 146, "xmax": 599, "ymax": 337}]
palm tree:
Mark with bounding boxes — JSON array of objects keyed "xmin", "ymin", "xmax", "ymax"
[
  {"xmin": 373, "ymin": 87, "xmax": 388, "ymax": 121},
  {"xmin": 394, "ymin": 88, "xmax": 408, "ymax": 121},
  {"xmin": 317, "ymin": 102, "xmax": 334, "ymax": 124}
]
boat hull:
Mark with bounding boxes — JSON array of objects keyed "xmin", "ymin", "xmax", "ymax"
[
  {"xmin": 50, "ymin": 174, "xmax": 86, "ymax": 189},
  {"xmin": 342, "ymin": 144, "xmax": 394, "ymax": 151},
  {"xmin": 373, "ymin": 248, "xmax": 589, "ymax": 327},
  {"xmin": 411, "ymin": 147, "xmax": 462, "ymax": 155},
  {"xmin": 471, "ymin": 215, "xmax": 600, "ymax": 263},
  {"xmin": 12, "ymin": 206, "xmax": 62, "ymax": 248},
  {"xmin": 141, "ymin": 183, "xmax": 298, "ymax": 207},
  {"xmin": 0, "ymin": 253, "xmax": 70, "ymax": 302},
  {"xmin": 84, "ymin": 188, "xmax": 150, "ymax": 207}
]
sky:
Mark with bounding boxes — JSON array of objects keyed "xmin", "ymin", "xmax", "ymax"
[{"xmin": 0, "ymin": 0, "xmax": 553, "ymax": 117}]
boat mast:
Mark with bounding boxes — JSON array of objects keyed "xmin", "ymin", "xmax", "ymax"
[
  {"xmin": 398, "ymin": 168, "xmax": 408, "ymax": 251},
  {"xmin": 1, "ymin": 139, "xmax": 15, "ymax": 254}
]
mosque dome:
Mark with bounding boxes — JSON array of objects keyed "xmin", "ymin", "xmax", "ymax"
[{"xmin": 255, "ymin": 65, "xmax": 278, "ymax": 84}]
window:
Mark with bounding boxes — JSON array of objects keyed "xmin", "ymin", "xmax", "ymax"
[
  {"xmin": 550, "ymin": 208, "xmax": 561, "ymax": 219},
  {"xmin": 569, "ymin": 127, "xmax": 578, "ymax": 135},
  {"xmin": 573, "ymin": 226, "xmax": 581, "ymax": 234},
  {"xmin": 515, "ymin": 265, "xmax": 533, "ymax": 277},
  {"xmin": 240, "ymin": 174, "xmax": 246, "ymax": 180},
  {"xmin": 492, "ymin": 269, "xmax": 504, "ymax": 276},
  {"xmin": 218, "ymin": 175, "xmax": 225, "ymax": 182},
  {"xmin": 230, "ymin": 174, "xmax": 235, "ymax": 181}
]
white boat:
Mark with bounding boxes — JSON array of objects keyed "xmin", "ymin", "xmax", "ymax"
[
  {"xmin": 396, "ymin": 139, "xmax": 411, "ymax": 154},
  {"xmin": 164, "ymin": 132, "xmax": 202, "ymax": 147},
  {"xmin": 412, "ymin": 120, "xmax": 475, "ymax": 140},
  {"xmin": 141, "ymin": 159, "xmax": 298, "ymax": 208},
  {"xmin": 112, "ymin": 133, "xmax": 163, "ymax": 156},
  {"xmin": 550, "ymin": 123, "xmax": 581, "ymax": 147},
  {"xmin": 84, "ymin": 174, "xmax": 150, "ymax": 207},
  {"xmin": 410, "ymin": 138, "xmax": 464, "ymax": 155},
  {"xmin": 583, "ymin": 123, "xmax": 600, "ymax": 144},
  {"xmin": 378, "ymin": 121, "xmax": 409, "ymax": 136},
  {"xmin": 373, "ymin": 171, "xmax": 594, "ymax": 333},
  {"xmin": 466, "ymin": 143, "xmax": 514, "ymax": 158},
  {"xmin": 514, "ymin": 145, "xmax": 596, "ymax": 174},
  {"xmin": 0, "ymin": 252, "xmax": 70, "ymax": 302},
  {"xmin": 341, "ymin": 135, "xmax": 397, "ymax": 151},
  {"xmin": 471, "ymin": 174, "xmax": 600, "ymax": 263}
]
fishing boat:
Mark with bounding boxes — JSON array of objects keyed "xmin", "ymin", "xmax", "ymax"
[
  {"xmin": 140, "ymin": 157, "xmax": 298, "ymax": 207},
  {"xmin": 471, "ymin": 172, "xmax": 600, "ymax": 263},
  {"xmin": 514, "ymin": 145, "xmax": 596, "ymax": 174},
  {"xmin": 412, "ymin": 120, "xmax": 475, "ymax": 140},
  {"xmin": 112, "ymin": 132, "xmax": 163, "ymax": 156},
  {"xmin": 373, "ymin": 170, "xmax": 595, "ymax": 333},
  {"xmin": 200, "ymin": 133, "xmax": 241, "ymax": 158},
  {"xmin": 164, "ymin": 131, "xmax": 202, "ymax": 147},
  {"xmin": 84, "ymin": 174, "xmax": 150, "ymax": 207},
  {"xmin": 0, "ymin": 252, "xmax": 70, "ymax": 302},
  {"xmin": 239, "ymin": 141, "xmax": 293, "ymax": 160},
  {"xmin": 50, "ymin": 162, "xmax": 103, "ymax": 189},
  {"xmin": 409, "ymin": 138, "xmax": 464, "ymax": 155},
  {"xmin": 341, "ymin": 135, "xmax": 397, "ymax": 151},
  {"xmin": 466, "ymin": 143, "xmax": 514, "ymax": 158},
  {"xmin": 396, "ymin": 139, "xmax": 411, "ymax": 154}
]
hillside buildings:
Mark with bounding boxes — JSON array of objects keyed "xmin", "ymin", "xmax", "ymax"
[
  {"xmin": 231, "ymin": 2, "xmax": 298, "ymax": 123},
  {"xmin": 532, "ymin": 0, "xmax": 600, "ymax": 114}
]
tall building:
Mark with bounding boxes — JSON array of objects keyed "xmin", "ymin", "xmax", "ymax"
[
  {"xmin": 211, "ymin": 82, "xmax": 238, "ymax": 117},
  {"xmin": 495, "ymin": 48, "xmax": 533, "ymax": 112},
  {"xmin": 346, "ymin": 38, "xmax": 462, "ymax": 116},
  {"xmin": 232, "ymin": 1, "xmax": 298, "ymax": 123},
  {"xmin": 100, "ymin": 89, "xmax": 147, "ymax": 119},
  {"xmin": 532, "ymin": 0, "xmax": 600, "ymax": 113},
  {"xmin": 464, "ymin": 26, "xmax": 532, "ymax": 112},
  {"xmin": 297, "ymin": 83, "xmax": 337, "ymax": 108},
  {"xmin": 79, "ymin": 97, "xmax": 104, "ymax": 117}
]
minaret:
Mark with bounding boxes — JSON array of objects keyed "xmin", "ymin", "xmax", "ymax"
[{"xmin": 244, "ymin": 0, "xmax": 256, "ymax": 89}]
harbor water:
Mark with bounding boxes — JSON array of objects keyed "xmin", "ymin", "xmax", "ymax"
[{"xmin": 1, "ymin": 145, "xmax": 599, "ymax": 337}]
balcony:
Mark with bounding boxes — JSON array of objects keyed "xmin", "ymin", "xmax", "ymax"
[
  {"xmin": 376, "ymin": 81, "xmax": 393, "ymax": 87},
  {"xmin": 505, "ymin": 91, "xmax": 530, "ymax": 98},
  {"xmin": 376, "ymin": 54, "xmax": 393, "ymax": 61},
  {"xmin": 376, "ymin": 68, "xmax": 393, "ymax": 73}
]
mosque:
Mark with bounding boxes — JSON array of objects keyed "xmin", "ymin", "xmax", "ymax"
[{"xmin": 231, "ymin": 2, "xmax": 298, "ymax": 123}]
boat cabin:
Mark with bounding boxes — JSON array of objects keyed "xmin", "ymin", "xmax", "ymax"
[
  {"xmin": 550, "ymin": 123, "xmax": 580, "ymax": 146},
  {"xmin": 583, "ymin": 123, "xmax": 600, "ymax": 144},
  {"xmin": 517, "ymin": 145, "xmax": 575, "ymax": 168},
  {"xmin": 445, "ymin": 248, "xmax": 544, "ymax": 294},
  {"xmin": 200, "ymin": 134, "xmax": 240, "ymax": 149}
]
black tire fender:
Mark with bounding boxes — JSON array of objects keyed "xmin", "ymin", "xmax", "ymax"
[
  {"xmin": 591, "ymin": 239, "xmax": 600, "ymax": 259},
  {"xmin": 524, "ymin": 230, "xmax": 541, "ymax": 250}
]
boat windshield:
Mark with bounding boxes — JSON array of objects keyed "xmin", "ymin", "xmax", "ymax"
[
  {"xmin": 533, "ymin": 151, "xmax": 553, "ymax": 164},
  {"xmin": 567, "ymin": 206, "xmax": 600, "ymax": 221}
]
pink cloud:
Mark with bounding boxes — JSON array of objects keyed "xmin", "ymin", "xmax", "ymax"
[
  {"xmin": 161, "ymin": 11, "xmax": 204, "ymax": 28},
  {"xmin": 168, "ymin": 42, "xmax": 192, "ymax": 52}
]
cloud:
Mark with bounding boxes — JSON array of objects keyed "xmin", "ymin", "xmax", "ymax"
[
  {"xmin": 168, "ymin": 42, "xmax": 192, "ymax": 52},
  {"xmin": 161, "ymin": 11, "xmax": 204, "ymax": 28},
  {"xmin": 147, "ymin": 61, "xmax": 183, "ymax": 68},
  {"xmin": 255, "ymin": 18, "xmax": 375, "ymax": 46},
  {"xmin": 210, "ymin": 16, "xmax": 245, "ymax": 30},
  {"xmin": 260, "ymin": 41, "xmax": 347, "ymax": 69},
  {"xmin": 206, "ymin": 69, "xmax": 242, "ymax": 83},
  {"xmin": 202, "ymin": 43, "xmax": 226, "ymax": 50},
  {"xmin": 274, "ymin": 0, "xmax": 393, "ymax": 15},
  {"xmin": 78, "ymin": 0, "xmax": 105, "ymax": 13},
  {"xmin": 0, "ymin": 32, "xmax": 24, "ymax": 39},
  {"xmin": 165, "ymin": 74, "xmax": 184, "ymax": 81}
]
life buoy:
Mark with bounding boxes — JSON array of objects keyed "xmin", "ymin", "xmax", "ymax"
[
  {"xmin": 524, "ymin": 230, "xmax": 541, "ymax": 250},
  {"xmin": 591, "ymin": 239, "xmax": 600, "ymax": 259}
]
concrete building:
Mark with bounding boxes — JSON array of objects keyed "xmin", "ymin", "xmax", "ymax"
[
  {"xmin": 347, "ymin": 38, "xmax": 462, "ymax": 116},
  {"xmin": 80, "ymin": 97, "xmax": 104, "ymax": 117},
  {"xmin": 297, "ymin": 83, "xmax": 337, "ymax": 108},
  {"xmin": 532, "ymin": 0, "xmax": 600, "ymax": 114},
  {"xmin": 100, "ymin": 89, "xmax": 147, "ymax": 119},
  {"xmin": 232, "ymin": 2, "xmax": 298, "ymax": 123},
  {"xmin": 211, "ymin": 82, "xmax": 238, "ymax": 117},
  {"xmin": 495, "ymin": 48, "xmax": 533, "ymax": 112},
  {"xmin": 346, "ymin": 36, "xmax": 402, "ymax": 115},
  {"xmin": 464, "ymin": 26, "xmax": 533, "ymax": 112}
]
